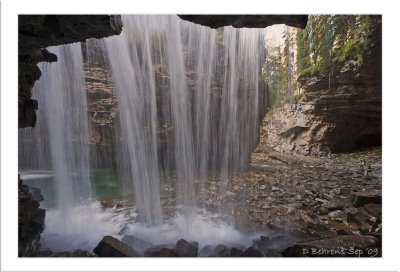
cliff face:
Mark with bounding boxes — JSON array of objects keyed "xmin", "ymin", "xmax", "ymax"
[
  {"xmin": 18, "ymin": 15, "xmax": 123, "ymax": 128},
  {"xmin": 265, "ymin": 17, "xmax": 381, "ymax": 156}
]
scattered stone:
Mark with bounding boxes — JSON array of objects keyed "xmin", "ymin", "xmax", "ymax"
[
  {"xmin": 322, "ymin": 198, "xmax": 350, "ymax": 211},
  {"xmin": 340, "ymin": 188, "xmax": 352, "ymax": 195},
  {"xmin": 352, "ymin": 191, "xmax": 381, "ymax": 207},
  {"xmin": 282, "ymin": 235, "xmax": 381, "ymax": 257},
  {"xmin": 144, "ymin": 245, "xmax": 176, "ymax": 257},
  {"xmin": 315, "ymin": 198, "xmax": 328, "ymax": 203},
  {"xmin": 321, "ymin": 193, "xmax": 334, "ymax": 201},
  {"xmin": 299, "ymin": 211, "xmax": 317, "ymax": 225},
  {"xmin": 347, "ymin": 207, "xmax": 371, "ymax": 225},
  {"xmin": 176, "ymin": 239, "xmax": 198, "ymax": 257},
  {"xmin": 158, "ymin": 248, "xmax": 178, "ymax": 257},
  {"xmin": 328, "ymin": 210, "xmax": 346, "ymax": 222},
  {"xmin": 209, "ymin": 244, "xmax": 230, "ymax": 257},
  {"xmin": 362, "ymin": 203, "xmax": 381, "ymax": 218},
  {"xmin": 240, "ymin": 246, "xmax": 263, "ymax": 257},
  {"xmin": 309, "ymin": 229, "xmax": 337, "ymax": 238},
  {"xmin": 360, "ymin": 223, "xmax": 372, "ymax": 234},
  {"xmin": 51, "ymin": 251, "xmax": 72, "ymax": 257},
  {"xmin": 198, "ymin": 245, "xmax": 213, "ymax": 257},
  {"xmin": 72, "ymin": 249, "xmax": 95, "ymax": 257},
  {"xmin": 230, "ymin": 247, "xmax": 244, "ymax": 257},
  {"xmin": 93, "ymin": 236, "xmax": 141, "ymax": 257},
  {"xmin": 318, "ymin": 206, "xmax": 329, "ymax": 215},
  {"xmin": 99, "ymin": 198, "xmax": 115, "ymax": 209}
]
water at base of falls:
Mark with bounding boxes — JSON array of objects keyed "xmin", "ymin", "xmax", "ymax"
[{"xmin": 40, "ymin": 200, "xmax": 261, "ymax": 253}]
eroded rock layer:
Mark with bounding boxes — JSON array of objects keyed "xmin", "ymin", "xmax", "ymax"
[{"xmin": 265, "ymin": 16, "xmax": 381, "ymax": 156}]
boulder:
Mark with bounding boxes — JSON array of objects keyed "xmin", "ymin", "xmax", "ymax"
[
  {"xmin": 93, "ymin": 236, "xmax": 141, "ymax": 257},
  {"xmin": 198, "ymin": 245, "xmax": 213, "ymax": 257},
  {"xmin": 352, "ymin": 191, "xmax": 382, "ymax": 207},
  {"xmin": 209, "ymin": 244, "xmax": 230, "ymax": 257},
  {"xmin": 240, "ymin": 246, "xmax": 264, "ymax": 257},
  {"xmin": 347, "ymin": 207, "xmax": 373, "ymax": 226},
  {"xmin": 230, "ymin": 247, "xmax": 244, "ymax": 257},
  {"xmin": 176, "ymin": 239, "xmax": 198, "ymax": 257},
  {"xmin": 18, "ymin": 179, "xmax": 46, "ymax": 257},
  {"xmin": 144, "ymin": 245, "xmax": 177, "ymax": 257},
  {"xmin": 363, "ymin": 203, "xmax": 382, "ymax": 218}
]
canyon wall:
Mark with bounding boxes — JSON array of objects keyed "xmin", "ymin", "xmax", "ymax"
[{"xmin": 265, "ymin": 17, "xmax": 381, "ymax": 156}]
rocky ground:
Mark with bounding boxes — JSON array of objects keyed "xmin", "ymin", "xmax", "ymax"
[
  {"xmin": 198, "ymin": 146, "xmax": 382, "ymax": 256},
  {"xmin": 31, "ymin": 146, "xmax": 382, "ymax": 257}
]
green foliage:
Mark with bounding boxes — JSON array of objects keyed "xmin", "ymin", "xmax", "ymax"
[
  {"xmin": 286, "ymin": 93, "xmax": 304, "ymax": 103},
  {"xmin": 333, "ymin": 39, "xmax": 367, "ymax": 65},
  {"xmin": 298, "ymin": 63, "xmax": 324, "ymax": 77},
  {"xmin": 296, "ymin": 15, "xmax": 373, "ymax": 77},
  {"xmin": 264, "ymin": 15, "xmax": 375, "ymax": 112},
  {"xmin": 264, "ymin": 27, "xmax": 298, "ymax": 109}
]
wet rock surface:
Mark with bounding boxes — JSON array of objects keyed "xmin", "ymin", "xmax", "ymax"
[
  {"xmin": 18, "ymin": 177, "xmax": 46, "ymax": 257},
  {"xmin": 144, "ymin": 244, "xmax": 177, "ymax": 257},
  {"xmin": 176, "ymin": 239, "xmax": 199, "ymax": 257},
  {"xmin": 93, "ymin": 236, "xmax": 141, "ymax": 257}
]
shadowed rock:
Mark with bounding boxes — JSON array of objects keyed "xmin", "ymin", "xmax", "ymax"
[
  {"xmin": 240, "ymin": 246, "xmax": 264, "ymax": 257},
  {"xmin": 352, "ymin": 191, "xmax": 382, "ymax": 207},
  {"xmin": 93, "ymin": 236, "xmax": 141, "ymax": 257},
  {"xmin": 176, "ymin": 239, "xmax": 198, "ymax": 257},
  {"xmin": 178, "ymin": 15, "xmax": 308, "ymax": 29},
  {"xmin": 144, "ymin": 244, "xmax": 177, "ymax": 257}
]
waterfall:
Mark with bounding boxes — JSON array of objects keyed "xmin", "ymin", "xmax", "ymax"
[
  {"xmin": 18, "ymin": 15, "xmax": 267, "ymax": 248},
  {"xmin": 99, "ymin": 15, "xmax": 266, "ymax": 229},
  {"xmin": 19, "ymin": 43, "xmax": 92, "ymax": 232}
]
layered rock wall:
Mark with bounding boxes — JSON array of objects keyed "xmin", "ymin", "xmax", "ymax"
[{"xmin": 265, "ymin": 16, "xmax": 381, "ymax": 156}]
